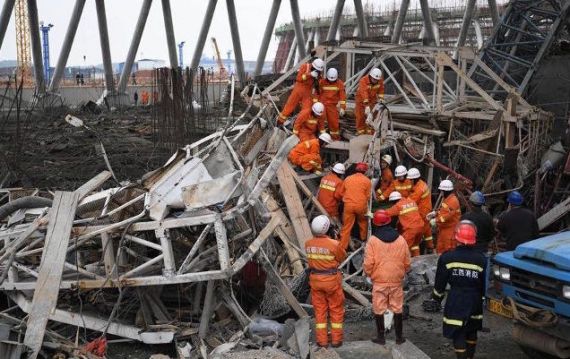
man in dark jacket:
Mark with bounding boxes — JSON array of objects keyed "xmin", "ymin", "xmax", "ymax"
[
  {"xmin": 461, "ymin": 191, "xmax": 495, "ymax": 253},
  {"xmin": 496, "ymin": 191, "xmax": 539, "ymax": 251},
  {"xmin": 432, "ymin": 220, "xmax": 486, "ymax": 359}
]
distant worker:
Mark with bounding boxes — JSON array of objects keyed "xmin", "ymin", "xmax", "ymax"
[
  {"xmin": 496, "ymin": 191, "xmax": 539, "ymax": 251},
  {"xmin": 427, "ymin": 180, "xmax": 461, "ymax": 254},
  {"xmin": 374, "ymin": 154, "xmax": 393, "ymax": 202},
  {"xmin": 141, "ymin": 91, "xmax": 149, "ymax": 105},
  {"xmin": 305, "ymin": 215, "xmax": 347, "ymax": 348},
  {"xmin": 408, "ymin": 168, "xmax": 434, "ymax": 253},
  {"xmin": 383, "ymin": 165, "xmax": 412, "ymax": 199},
  {"xmin": 317, "ymin": 163, "xmax": 346, "ymax": 220},
  {"xmin": 364, "ymin": 210, "xmax": 410, "ymax": 345},
  {"xmin": 278, "ymin": 58, "xmax": 325, "ymax": 124},
  {"xmin": 318, "ymin": 68, "xmax": 346, "ymax": 140},
  {"xmin": 288, "ymin": 133, "xmax": 332, "ymax": 175},
  {"xmin": 355, "ymin": 68, "xmax": 384, "ymax": 135},
  {"xmin": 430, "ymin": 220, "xmax": 486, "ymax": 359},
  {"xmin": 385, "ymin": 191, "xmax": 424, "ymax": 257},
  {"xmin": 293, "ymin": 102, "xmax": 326, "ymax": 142},
  {"xmin": 461, "ymin": 191, "xmax": 495, "ymax": 253},
  {"xmin": 340, "ymin": 162, "xmax": 372, "ymax": 249},
  {"xmin": 134, "ymin": 91, "xmax": 139, "ymax": 106}
]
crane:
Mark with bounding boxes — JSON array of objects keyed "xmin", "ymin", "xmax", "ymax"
[
  {"xmin": 14, "ymin": 0, "xmax": 32, "ymax": 81},
  {"xmin": 210, "ymin": 37, "xmax": 226, "ymax": 76}
]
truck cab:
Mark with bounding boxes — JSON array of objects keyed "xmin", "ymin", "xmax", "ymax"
[{"xmin": 490, "ymin": 232, "xmax": 570, "ymax": 358}]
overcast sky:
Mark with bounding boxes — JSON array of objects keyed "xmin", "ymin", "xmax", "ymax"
[{"xmin": 0, "ymin": 0, "xmax": 346, "ymax": 66}]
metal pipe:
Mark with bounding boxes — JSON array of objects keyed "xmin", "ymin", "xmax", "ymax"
[
  {"xmin": 27, "ymin": 0, "xmax": 45, "ymax": 93},
  {"xmin": 419, "ymin": 0, "xmax": 436, "ymax": 45},
  {"xmin": 226, "ymin": 0, "xmax": 246, "ymax": 83},
  {"xmin": 326, "ymin": 0, "xmax": 345, "ymax": 42},
  {"xmin": 254, "ymin": 0, "xmax": 281, "ymax": 77},
  {"xmin": 455, "ymin": 0, "xmax": 477, "ymax": 51},
  {"xmin": 488, "ymin": 0, "xmax": 500, "ymax": 27},
  {"xmin": 190, "ymin": 0, "xmax": 217, "ymax": 69},
  {"xmin": 353, "ymin": 0, "xmax": 368, "ymax": 38},
  {"xmin": 49, "ymin": 0, "xmax": 86, "ymax": 92},
  {"xmin": 391, "ymin": 0, "xmax": 409, "ymax": 44},
  {"xmin": 95, "ymin": 0, "xmax": 114, "ymax": 93},
  {"xmin": 289, "ymin": 0, "xmax": 306, "ymax": 58},
  {"xmin": 118, "ymin": 0, "xmax": 153, "ymax": 93},
  {"xmin": 0, "ymin": 0, "xmax": 15, "ymax": 51},
  {"xmin": 161, "ymin": 0, "xmax": 178, "ymax": 68}
]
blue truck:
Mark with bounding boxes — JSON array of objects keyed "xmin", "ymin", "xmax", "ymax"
[{"xmin": 490, "ymin": 232, "xmax": 570, "ymax": 358}]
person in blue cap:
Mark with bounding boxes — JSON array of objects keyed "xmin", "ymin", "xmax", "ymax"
[
  {"xmin": 461, "ymin": 191, "xmax": 495, "ymax": 253},
  {"xmin": 496, "ymin": 191, "xmax": 539, "ymax": 251}
]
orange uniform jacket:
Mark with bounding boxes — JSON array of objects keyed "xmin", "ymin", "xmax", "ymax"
[
  {"xmin": 305, "ymin": 235, "xmax": 347, "ymax": 284},
  {"xmin": 409, "ymin": 179, "xmax": 432, "ymax": 216},
  {"xmin": 341, "ymin": 173, "xmax": 371, "ymax": 209},
  {"xmin": 318, "ymin": 79, "xmax": 347, "ymax": 109},
  {"xmin": 385, "ymin": 197, "xmax": 424, "ymax": 231},
  {"xmin": 376, "ymin": 167, "xmax": 394, "ymax": 201},
  {"xmin": 355, "ymin": 76, "xmax": 385, "ymax": 106},
  {"xmin": 436, "ymin": 193, "xmax": 462, "ymax": 253},
  {"xmin": 363, "ymin": 235, "xmax": 411, "ymax": 285},
  {"xmin": 384, "ymin": 178, "xmax": 413, "ymax": 199},
  {"xmin": 288, "ymin": 138, "xmax": 322, "ymax": 173},
  {"xmin": 317, "ymin": 173, "xmax": 344, "ymax": 218},
  {"xmin": 293, "ymin": 108, "xmax": 324, "ymax": 142}
]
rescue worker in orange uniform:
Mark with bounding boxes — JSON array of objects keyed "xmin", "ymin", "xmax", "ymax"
[
  {"xmin": 385, "ymin": 191, "xmax": 424, "ymax": 257},
  {"xmin": 407, "ymin": 168, "xmax": 434, "ymax": 253},
  {"xmin": 305, "ymin": 215, "xmax": 347, "ymax": 348},
  {"xmin": 293, "ymin": 102, "xmax": 326, "ymax": 142},
  {"xmin": 427, "ymin": 179, "xmax": 462, "ymax": 254},
  {"xmin": 382, "ymin": 165, "xmax": 412, "ymax": 199},
  {"xmin": 375, "ymin": 154, "xmax": 394, "ymax": 202},
  {"xmin": 288, "ymin": 132, "xmax": 332, "ymax": 175},
  {"xmin": 339, "ymin": 162, "xmax": 371, "ymax": 249},
  {"xmin": 318, "ymin": 68, "xmax": 346, "ymax": 140},
  {"xmin": 317, "ymin": 163, "xmax": 345, "ymax": 220},
  {"xmin": 364, "ymin": 210, "xmax": 411, "ymax": 345},
  {"xmin": 278, "ymin": 58, "xmax": 325, "ymax": 124},
  {"xmin": 355, "ymin": 68, "xmax": 384, "ymax": 135}
]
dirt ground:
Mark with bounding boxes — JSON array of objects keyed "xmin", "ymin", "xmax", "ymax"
[{"xmin": 344, "ymin": 292, "xmax": 526, "ymax": 359}]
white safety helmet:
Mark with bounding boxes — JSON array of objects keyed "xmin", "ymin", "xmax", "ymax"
[
  {"xmin": 381, "ymin": 154, "xmax": 393, "ymax": 166},
  {"xmin": 407, "ymin": 167, "xmax": 421, "ymax": 180},
  {"xmin": 369, "ymin": 68, "xmax": 382, "ymax": 80},
  {"xmin": 312, "ymin": 102, "xmax": 325, "ymax": 116},
  {"xmin": 438, "ymin": 179, "xmax": 454, "ymax": 191},
  {"xmin": 326, "ymin": 68, "xmax": 338, "ymax": 82},
  {"xmin": 332, "ymin": 163, "xmax": 346, "ymax": 175},
  {"xmin": 389, "ymin": 191, "xmax": 402, "ymax": 201},
  {"xmin": 311, "ymin": 215, "xmax": 330, "ymax": 235},
  {"xmin": 395, "ymin": 165, "xmax": 408, "ymax": 178},
  {"xmin": 318, "ymin": 132, "xmax": 332, "ymax": 144},
  {"xmin": 312, "ymin": 58, "xmax": 325, "ymax": 72}
]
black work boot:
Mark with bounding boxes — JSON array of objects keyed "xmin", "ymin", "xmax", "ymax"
[
  {"xmin": 394, "ymin": 313, "xmax": 406, "ymax": 344},
  {"xmin": 466, "ymin": 342, "xmax": 476, "ymax": 358},
  {"xmin": 455, "ymin": 349, "xmax": 468, "ymax": 359},
  {"xmin": 371, "ymin": 314, "xmax": 385, "ymax": 345}
]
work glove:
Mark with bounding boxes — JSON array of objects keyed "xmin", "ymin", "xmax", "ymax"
[
  {"xmin": 339, "ymin": 108, "xmax": 346, "ymax": 117},
  {"xmin": 365, "ymin": 211, "xmax": 374, "ymax": 219},
  {"xmin": 373, "ymin": 103, "xmax": 381, "ymax": 112},
  {"xmin": 310, "ymin": 70, "xmax": 319, "ymax": 78},
  {"xmin": 429, "ymin": 218, "xmax": 436, "ymax": 227},
  {"xmin": 364, "ymin": 106, "xmax": 371, "ymax": 116},
  {"xmin": 425, "ymin": 211, "xmax": 436, "ymax": 220}
]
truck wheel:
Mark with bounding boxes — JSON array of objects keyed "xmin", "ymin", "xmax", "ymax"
[{"xmin": 519, "ymin": 345, "xmax": 559, "ymax": 359}]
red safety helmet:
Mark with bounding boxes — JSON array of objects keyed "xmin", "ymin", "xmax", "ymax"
[
  {"xmin": 373, "ymin": 210, "xmax": 391, "ymax": 226},
  {"xmin": 355, "ymin": 162, "xmax": 369, "ymax": 173},
  {"xmin": 455, "ymin": 220, "xmax": 477, "ymax": 245}
]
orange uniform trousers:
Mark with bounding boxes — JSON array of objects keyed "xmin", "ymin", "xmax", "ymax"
[
  {"xmin": 281, "ymin": 86, "xmax": 313, "ymax": 120},
  {"xmin": 323, "ymin": 104, "xmax": 341, "ymax": 140},
  {"xmin": 437, "ymin": 225, "xmax": 457, "ymax": 254},
  {"xmin": 354, "ymin": 102, "xmax": 374, "ymax": 135},
  {"xmin": 400, "ymin": 225, "xmax": 423, "ymax": 257},
  {"xmin": 340, "ymin": 203, "xmax": 368, "ymax": 247},
  {"xmin": 310, "ymin": 275, "xmax": 345, "ymax": 345},
  {"xmin": 372, "ymin": 285, "xmax": 404, "ymax": 315}
]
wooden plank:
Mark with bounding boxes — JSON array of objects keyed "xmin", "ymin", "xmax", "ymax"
[
  {"xmin": 75, "ymin": 171, "xmax": 112, "ymax": 200},
  {"xmin": 24, "ymin": 191, "xmax": 79, "ymax": 359},
  {"xmin": 277, "ymin": 164, "xmax": 313, "ymax": 248},
  {"xmin": 538, "ymin": 196, "xmax": 570, "ymax": 230}
]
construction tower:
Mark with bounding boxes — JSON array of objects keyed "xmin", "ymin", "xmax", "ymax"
[{"xmin": 14, "ymin": 0, "xmax": 32, "ymax": 82}]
